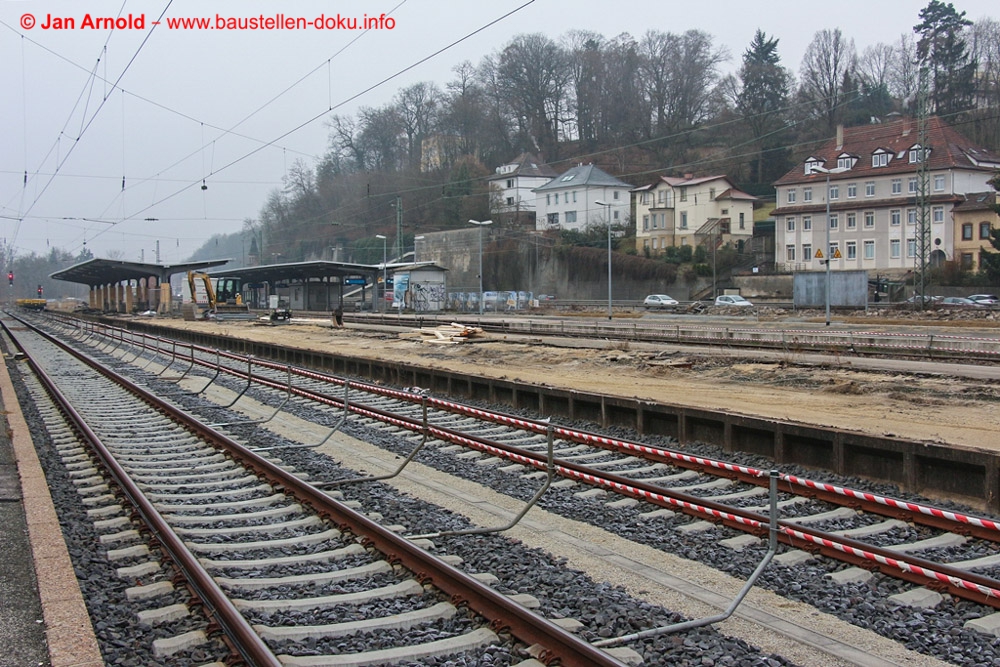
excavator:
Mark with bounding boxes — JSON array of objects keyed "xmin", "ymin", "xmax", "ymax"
[{"xmin": 182, "ymin": 272, "xmax": 252, "ymax": 321}]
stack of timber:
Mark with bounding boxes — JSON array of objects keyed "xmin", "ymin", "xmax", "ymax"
[{"xmin": 399, "ymin": 322, "xmax": 486, "ymax": 344}]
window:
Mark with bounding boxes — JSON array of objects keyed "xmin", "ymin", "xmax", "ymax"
[
  {"xmin": 573, "ymin": 191, "xmax": 577, "ymax": 203},
  {"xmin": 864, "ymin": 240, "xmax": 875, "ymax": 260},
  {"xmin": 565, "ymin": 211, "xmax": 577, "ymax": 223},
  {"xmin": 830, "ymin": 242, "xmax": 840, "ymax": 259},
  {"xmin": 642, "ymin": 215, "xmax": 649, "ymax": 231},
  {"xmin": 680, "ymin": 187, "xmax": 687, "ymax": 202},
  {"xmin": 547, "ymin": 212, "xmax": 559, "ymax": 226},
  {"xmin": 803, "ymin": 215, "xmax": 812, "ymax": 231},
  {"xmin": 787, "ymin": 188, "xmax": 796, "ymax": 203},
  {"xmin": 805, "ymin": 159, "xmax": 823, "ymax": 174},
  {"xmin": 658, "ymin": 189, "xmax": 665, "ymax": 204},
  {"xmin": 872, "ymin": 152, "xmax": 889, "ymax": 168},
  {"xmin": 506, "ymin": 196, "xmax": 514, "ymax": 206},
  {"xmin": 908, "ymin": 177, "xmax": 918, "ymax": 194},
  {"xmin": 847, "ymin": 212, "xmax": 857, "ymax": 229},
  {"xmin": 907, "ymin": 208, "xmax": 917, "ymax": 225},
  {"xmin": 864, "ymin": 211, "xmax": 874, "ymax": 228},
  {"xmin": 932, "ymin": 206, "xmax": 944, "ymax": 223},
  {"xmin": 907, "ymin": 239, "xmax": 916, "ymax": 258},
  {"xmin": 680, "ymin": 211, "xmax": 687, "ymax": 229},
  {"xmin": 560, "ymin": 173, "xmax": 576, "ymax": 182},
  {"xmin": 891, "ymin": 209, "xmax": 901, "ymax": 226},
  {"xmin": 909, "ymin": 146, "xmax": 929, "ymax": 163},
  {"xmin": 613, "ymin": 210, "xmax": 620, "ymax": 220},
  {"xmin": 721, "ymin": 208, "xmax": 729, "ymax": 215},
  {"xmin": 803, "ymin": 187, "xmax": 812, "ymax": 202},
  {"xmin": 786, "ymin": 245, "xmax": 796, "ymax": 261},
  {"xmin": 981, "ymin": 222, "xmax": 992, "ymax": 240},
  {"xmin": 891, "ymin": 179, "xmax": 902, "ymax": 194},
  {"xmin": 934, "ymin": 175, "xmax": 945, "ymax": 192},
  {"xmin": 803, "ymin": 243, "xmax": 812, "ymax": 261},
  {"xmin": 890, "ymin": 239, "xmax": 901, "ymax": 258},
  {"xmin": 709, "ymin": 187, "xmax": 716, "ymax": 200},
  {"xmin": 847, "ymin": 183, "xmax": 857, "ymax": 199},
  {"xmin": 546, "ymin": 194, "xmax": 551, "ymax": 205},
  {"xmin": 829, "ymin": 213, "xmax": 839, "ymax": 230},
  {"xmin": 506, "ymin": 179, "xmax": 514, "ymax": 188},
  {"xmin": 739, "ymin": 212, "xmax": 745, "ymax": 230},
  {"xmin": 613, "ymin": 190, "xmax": 619, "ymax": 200},
  {"xmin": 846, "ymin": 241, "xmax": 857, "ymax": 260},
  {"xmin": 641, "ymin": 192, "xmax": 649, "ymax": 205},
  {"xmin": 838, "ymin": 156, "xmax": 854, "ymax": 170},
  {"xmin": 829, "ymin": 184, "xmax": 840, "ymax": 200},
  {"xmin": 865, "ymin": 181, "xmax": 875, "ymax": 197},
  {"xmin": 786, "ymin": 216, "xmax": 796, "ymax": 232},
  {"xmin": 962, "ymin": 223, "xmax": 974, "ymax": 240},
  {"xmin": 962, "ymin": 253, "xmax": 974, "ymax": 270}
]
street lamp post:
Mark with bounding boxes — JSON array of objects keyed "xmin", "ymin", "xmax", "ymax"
[
  {"xmin": 810, "ymin": 165, "xmax": 849, "ymax": 326},
  {"xmin": 594, "ymin": 200, "xmax": 619, "ymax": 320},
  {"xmin": 375, "ymin": 234, "xmax": 387, "ymax": 313},
  {"xmin": 469, "ymin": 219, "xmax": 492, "ymax": 315}
]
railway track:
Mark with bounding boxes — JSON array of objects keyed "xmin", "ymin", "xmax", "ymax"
[
  {"xmin": 3, "ymin": 315, "xmax": 628, "ymax": 666},
  {"xmin": 16, "ymin": 311, "xmax": 1000, "ymax": 664}
]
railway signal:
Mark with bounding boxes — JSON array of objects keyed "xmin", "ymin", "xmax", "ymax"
[
  {"xmin": 37, "ymin": 284, "xmax": 43, "ymax": 297},
  {"xmin": 7, "ymin": 271, "xmax": 12, "ymax": 286}
]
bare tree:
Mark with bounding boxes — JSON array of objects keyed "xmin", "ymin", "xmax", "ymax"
[
  {"xmin": 888, "ymin": 33, "xmax": 919, "ymax": 106},
  {"xmin": 799, "ymin": 28, "xmax": 858, "ymax": 131},
  {"xmin": 394, "ymin": 82, "xmax": 441, "ymax": 170},
  {"xmin": 496, "ymin": 33, "xmax": 571, "ymax": 158}
]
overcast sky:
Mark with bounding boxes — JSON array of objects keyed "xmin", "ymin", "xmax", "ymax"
[{"xmin": 1, "ymin": 0, "xmax": 997, "ymax": 264}]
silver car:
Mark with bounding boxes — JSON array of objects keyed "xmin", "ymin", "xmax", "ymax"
[
  {"xmin": 715, "ymin": 294, "xmax": 753, "ymax": 307},
  {"xmin": 643, "ymin": 294, "xmax": 679, "ymax": 309}
]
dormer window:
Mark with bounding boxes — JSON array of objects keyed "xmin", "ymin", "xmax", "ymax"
[
  {"xmin": 837, "ymin": 153, "xmax": 856, "ymax": 170},
  {"xmin": 872, "ymin": 150, "xmax": 890, "ymax": 168},
  {"xmin": 909, "ymin": 144, "xmax": 930, "ymax": 163},
  {"xmin": 560, "ymin": 173, "xmax": 576, "ymax": 182},
  {"xmin": 804, "ymin": 157, "xmax": 824, "ymax": 175}
]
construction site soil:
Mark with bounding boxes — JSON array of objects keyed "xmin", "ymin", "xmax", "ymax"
[{"xmin": 149, "ymin": 312, "xmax": 1000, "ymax": 454}]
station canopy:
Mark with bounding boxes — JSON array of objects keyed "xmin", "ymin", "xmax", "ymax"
[
  {"xmin": 209, "ymin": 260, "xmax": 383, "ymax": 285},
  {"xmin": 50, "ymin": 258, "xmax": 232, "ymax": 287}
]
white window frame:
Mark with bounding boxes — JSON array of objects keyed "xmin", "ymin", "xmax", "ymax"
[
  {"xmin": 890, "ymin": 209, "xmax": 901, "ymax": 226},
  {"xmin": 846, "ymin": 240, "xmax": 857, "ymax": 260},
  {"xmin": 786, "ymin": 245, "xmax": 796, "ymax": 262},
  {"xmin": 908, "ymin": 177, "xmax": 918, "ymax": 194},
  {"xmin": 864, "ymin": 211, "xmax": 874, "ymax": 228},
  {"xmin": 865, "ymin": 181, "xmax": 875, "ymax": 197},
  {"xmin": 803, "ymin": 187, "xmax": 812, "ymax": 202},
  {"xmin": 906, "ymin": 238, "xmax": 916, "ymax": 258},
  {"xmin": 907, "ymin": 208, "xmax": 917, "ymax": 225},
  {"xmin": 787, "ymin": 188, "xmax": 797, "ymax": 203},
  {"xmin": 847, "ymin": 212, "xmax": 857, "ymax": 229},
  {"xmin": 890, "ymin": 239, "xmax": 901, "ymax": 258},
  {"xmin": 891, "ymin": 179, "xmax": 901, "ymax": 195},
  {"xmin": 872, "ymin": 152, "xmax": 889, "ymax": 168},
  {"xmin": 829, "ymin": 184, "xmax": 840, "ymax": 200},
  {"xmin": 786, "ymin": 216, "xmax": 796, "ymax": 232},
  {"xmin": 829, "ymin": 213, "xmax": 839, "ymax": 230},
  {"xmin": 932, "ymin": 206, "xmax": 944, "ymax": 223},
  {"xmin": 934, "ymin": 174, "xmax": 945, "ymax": 192},
  {"xmin": 803, "ymin": 243, "xmax": 812, "ymax": 261},
  {"xmin": 863, "ymin": 240, "xmax": 875, "ymax": 260},
  {"xmin": 847, "ymin": 183, "xmax": 857, "ymax": 199},
  {"xmin": 803, "ymin": 215, "xmax": 812, "ymax": 231}
]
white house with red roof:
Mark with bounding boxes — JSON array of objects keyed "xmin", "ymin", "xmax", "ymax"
[
  {"xmin": 771, "ymin": 116, "xmax": 1000, "ymax": 275},
  {"xmin": 632, "ymin": 174, "xmax": 757, "ymax": 255}
]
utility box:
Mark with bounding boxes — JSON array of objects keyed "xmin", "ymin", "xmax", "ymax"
[{"xmin": 793, "ymin": 270, "xmax": 868, "ymax": 309}]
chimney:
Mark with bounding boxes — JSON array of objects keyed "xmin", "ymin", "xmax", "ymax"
[
  {"xmin": 684, "ymin": 173, "xmax": 694, "ymax": 179},
  {"xmin": 836, "ymin": 124, "xmax": 844, "ymax": 151},
  {"xmin": 902, "ymin": 117, "xmax": 911, "ymax": 137}
]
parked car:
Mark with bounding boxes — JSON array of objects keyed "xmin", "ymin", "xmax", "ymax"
[
  {"xmin": 940, "ymin": 297, "xmax": 983, "ymax": 307},
  {"xmin": 967, "ymin": 294, "xmax": 999, "ymax": 305},
  {"xmin": 643, "ymin": 294, "xmax": 679, "ymax": 309},
  {"xmin": 714, "ymin": 294, "xmax": 753, "ymax": 307}
]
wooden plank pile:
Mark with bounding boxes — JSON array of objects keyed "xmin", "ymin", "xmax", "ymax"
[{"xmin": 398, "ymin": 322, "xmax": 486, "ymax": 344}]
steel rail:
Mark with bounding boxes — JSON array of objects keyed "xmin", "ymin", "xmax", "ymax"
[
  {"xmin": 45, "ymin": 316, "xmax": 1000, "ymax": 543},
  {"xmin": 1, "ymin": 319, "xmax": 283, "ymax": 667},
  {"xmin": 11, "ymin": 314, "xmax": 627, "ymax": 667}
]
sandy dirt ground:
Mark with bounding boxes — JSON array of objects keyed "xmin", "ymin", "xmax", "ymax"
[{"xmin": 145, "ymin": 315, "xmax": 1000, "ymax": 454}]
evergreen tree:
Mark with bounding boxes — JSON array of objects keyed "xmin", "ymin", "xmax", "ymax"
[
  {"xmin": 733, "ymin": 30, "xmax": 792, "ymax": 184},
  {"xmin": 978, "ymin": 173, "xmax": 1000, "ymax": 283},
  {"xmin": 914, "ymin": 0, "xmax": 977, "ymax": 116}
]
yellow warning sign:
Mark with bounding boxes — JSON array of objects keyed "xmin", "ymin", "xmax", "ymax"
[
  {"xmin": 832, "ymin": 248, "xmax": 842, "ymax": 259},
  {"xmin": 815, "ymin": 249, "xmax": 824, "ymax": 259}
]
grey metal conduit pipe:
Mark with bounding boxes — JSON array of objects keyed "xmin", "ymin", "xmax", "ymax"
[{"xmin": 593, "ymin": 470, "xmax": 780, "ymax": 648}]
